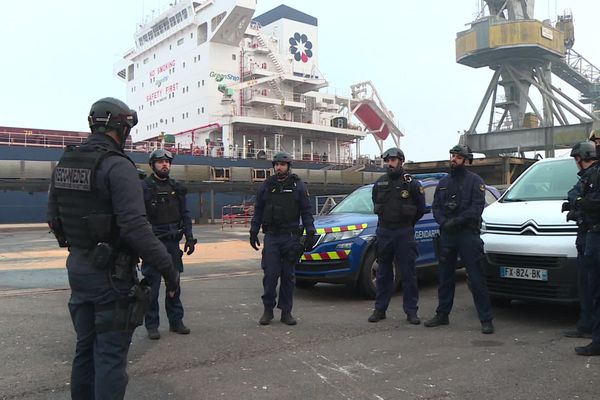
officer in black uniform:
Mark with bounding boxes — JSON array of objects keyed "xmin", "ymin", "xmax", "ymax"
[
  {"xmin": 141, "ymin": 149, "xmax": 196, "ymax": 340},
  {"xmin": 566, "ymin": 141, "xmax": 600, "ymax": 356},
  {"xmin": 249, "ymin": 152, "xmax": 316, "ymax": 326},
  {"xmin": 47, "ymin": 97, "xmax": 180, "ymax": 400},
  {"xmin": 368, "ymin": 147, "xmax": 426, "ymax": 324},
  {"xmin": 562, "ymin": 142, "xmax": 597, "ymax": 340},
  {"xmin": 424, "ymin": 144, "xmax": 494, "ymax": 334}
]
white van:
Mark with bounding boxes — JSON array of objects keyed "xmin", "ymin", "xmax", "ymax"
[{"xmin": 481, "ymin": 157, "xmax": 580, "ymax": 304}]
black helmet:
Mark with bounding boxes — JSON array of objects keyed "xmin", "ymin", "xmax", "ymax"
[
  {"xmin": 148, "ymin": 149, "xmax": 174, "ymax": 165},
  {"xmin": 272, "ymin": 151, "xmax": 292, "ymax": 166},
  {"xmin": 88, "ymin": 97, "xmax": 138, "ymax": 145},
  {"xmin": 570, "ymin": 141, "xmax": 597, "ymax": 161},
  {"xmin": 382, "ymin": 147, "xmax": 405, "ymax": 162},
  {"xmin": 450, "ymin": 144, "xmax": 474, "ymax": 164}
]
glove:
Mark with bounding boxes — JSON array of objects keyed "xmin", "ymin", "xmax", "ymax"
[
  {"xmin": 249, "ymin": 231, "xmax": 260, "ymax": 251},
  {"xmin": 566, "ymin": 210, "xmax": 581, "ymax": 223},
  {"xmin": 442, "ymin": 218, "xmax": 461, "ymax": 232},
  {"xmin": 561, "ymin": 202, "xmax": 571, "ymax": 212},
  {"xmin": 184, "ymin": 238, "xmax": 197, "ymax": 255},
  {"xmin": 303, "ymin": 232, "xmax": 317, "ymax": 251},
  {"xmin": 161, "ymin": 266, "xmax": 180, "ymax": 295}
]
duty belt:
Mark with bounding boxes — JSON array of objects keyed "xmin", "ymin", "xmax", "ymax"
[{"xmin": 264, "ymin": 228, "xmax": 301, "ymax": 235}]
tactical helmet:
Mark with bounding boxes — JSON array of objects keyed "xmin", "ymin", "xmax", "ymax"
[
  {"xmin": 382, "ymin": 147, "xmax": 405, "ymax": 162},
  {"xmin": 88, "ymin": 97, "xmax": 138, "ymax": 146},
  {"xmin": 148, "ymin": 149, "xmax": 174, "ymax": 166},
  {"xmin": 449, "ymin": 144, "xmax": 474, "ymax": 164},
  {"xmin": 570, "ymin": 141, "xmax": 597, "ymax": 161},
  {"xmin": 272, "ymin": 151, "xmax": 292, "ymax": 166}
]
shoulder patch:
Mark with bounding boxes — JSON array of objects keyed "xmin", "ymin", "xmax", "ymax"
[
  {"xmin": 479, "ymin": 184, "xmax": 486, "ymax": 192},
  {"xmin": 419, "ymin": 186, "xmax": 424, "ymax": 194},
  {"xmin": 400, "ymin": 190, "xmax": 410, "ymax": 198}
]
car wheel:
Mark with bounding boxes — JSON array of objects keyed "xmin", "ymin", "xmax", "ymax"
[
  {"xmin": 358, "ymin": 249, "xmax": 401, "ymax": 299},
  {"xmin": 295, "ymin": 280, "xmax": 317, "ymax": 289}
]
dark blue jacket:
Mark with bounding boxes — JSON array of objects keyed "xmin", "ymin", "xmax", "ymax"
[{"xmin": 432, "ymin": 168, "xmax": 485, "ymax": 228}]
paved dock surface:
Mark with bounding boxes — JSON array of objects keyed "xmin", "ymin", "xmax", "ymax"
[{"xmin": 0, "ymin": 225, "xmax": 598, "ymax": 400}]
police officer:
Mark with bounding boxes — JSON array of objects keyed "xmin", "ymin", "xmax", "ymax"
[
  {"xmin": 249, "ymin": 152, "xmax": 316, "ymax": 325},
  {"xmin": 566, "ymin": 141, "xmax": 600, "ymax": 356},
  {"xmin": 424, "ymin": 144, "xmax": 494, "ymax": 334},
  {"xmin": 141, "ymin": 149, "xmax": 197, "ymax": 339},
  {"xmin": 47, "ymin": 97, "xmax": 180, "ymax": 400},
  {"xmin": 562, "ymin": 142, "xmax": 597, "ymax": 340},
  {"xmin": 368, "ymin": 147, "xmax": 426, "ymax": 324}
]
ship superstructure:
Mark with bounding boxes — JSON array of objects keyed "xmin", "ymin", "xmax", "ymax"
[{"xmin": 114, "ymin": 0, "xmax": 402, "ymax": 163}]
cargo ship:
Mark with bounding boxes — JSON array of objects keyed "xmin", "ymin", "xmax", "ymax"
[{"xmin": 0, "ymin": 0, "xmax": 403, "ymax": 223}]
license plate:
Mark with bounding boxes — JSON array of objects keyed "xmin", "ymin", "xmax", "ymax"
[{"xmin": 500, "ymin": 266, "xmax": 548, "ymax": 281}]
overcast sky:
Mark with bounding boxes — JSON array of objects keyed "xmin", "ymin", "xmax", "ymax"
[{"xmin": 0, "ymin": 0, "xmax": 597, "ymax": 161}]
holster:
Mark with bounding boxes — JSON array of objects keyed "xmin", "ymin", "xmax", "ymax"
[{"xmin": 127, "ymin": 280, "xmax": 151, "ymax": 329}]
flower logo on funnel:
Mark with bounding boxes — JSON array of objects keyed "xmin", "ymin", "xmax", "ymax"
[{"xmin": 289, "ymin": 33, "xmax": 313, "ymax": 63}]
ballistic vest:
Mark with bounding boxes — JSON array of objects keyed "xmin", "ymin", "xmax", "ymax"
[
  {"xmin": 373, "ymin": 173, "xmax": 418, "ymax": 227},
  {"xmin": 145, "ymin": 177, "xmax": 185, "ymax": 225},
  {"xmin": 262, "ymin": 175, "xmax": 300, "ymax": 232},
  {"xmin": 53, "ymin": 144, "xmax": 124, "ymax": 249}
]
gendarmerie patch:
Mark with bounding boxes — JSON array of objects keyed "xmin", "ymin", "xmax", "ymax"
[{"xmin": 54, "ymin": 167, "xmax": 92, "ymax": 191}]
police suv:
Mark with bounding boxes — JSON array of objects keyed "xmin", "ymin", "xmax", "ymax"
[{"xmin": 296, "ymin": 173, "xmax": 500, "ymax": 298}]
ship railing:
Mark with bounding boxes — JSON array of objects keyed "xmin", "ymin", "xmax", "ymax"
[
  {"xmin": 0, "ymin": 130, "xmax": 87, "ymax": 148},
  {"xmin": 243, "ymin": 88, "xmax": 306, "ymax": 104},
  {"xmin": 0, "ymin": 130, "xmax": 364, "ymax": 167},
  {"xmin": 221, "ymin": 204, "xmax": 253, "ymax": 229}
]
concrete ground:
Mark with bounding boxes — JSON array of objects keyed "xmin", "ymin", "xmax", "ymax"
[{"xmin": 0, "ymin": 225, "xmax": 598, "ymax": 400}]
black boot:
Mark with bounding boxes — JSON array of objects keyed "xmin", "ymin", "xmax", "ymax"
[
  {"xmin": 424, "ymin": 313, "xmax": 449, "ymax": 327},
  {"xmin": 170, "ymin": 322, "xmax": 191, "ymax": 334},
  {"xmin": 406, "ymin": 314, "xmax": 421, "ymax": 325},
  {"xmin": 563, "ymin": 330, "xmax": 592, "ymax": 339},
  {"xmin": 481, "ymin": 320, "xmax": 494, "ymax": 334},
  {"xmin": 147, "ymin": 328, "xmax": 160, "ymax": 340},
  {"xmin": 281, "ymin": 312, "xmax": 297, "ymax": 325},
  {"xmin": 368, "ymin": 309, "xmax": 386, "ymax": 323},
  {"xmin": 259, "ymin": 309, "xmax": 274, "ymax": 325},
  {"xmin": 575, "ymin": 342, "xmax": 600, "ymax": 356}
]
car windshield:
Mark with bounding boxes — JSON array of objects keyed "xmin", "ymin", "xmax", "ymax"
[
  {"xmin": 502, "ymin": 158, "xmax": 578, "ymax": 202},
  {"xmin": 329, "ymin": 186, "xmax": 374, "ymax": 214}
]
